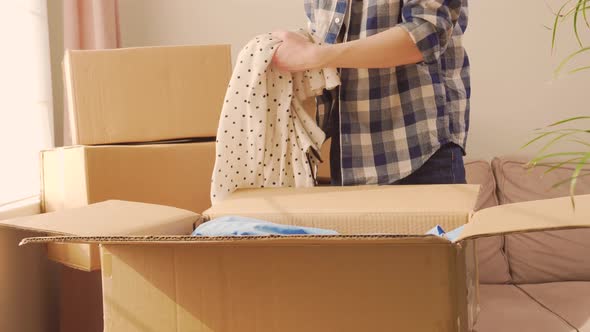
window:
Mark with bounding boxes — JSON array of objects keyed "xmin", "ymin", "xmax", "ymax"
[{"xmin": 0, "ymin": 1, "xmax": 54, "ymax": 204}]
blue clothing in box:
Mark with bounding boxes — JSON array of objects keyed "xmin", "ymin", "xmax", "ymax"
[
  {"xmin": 426, "ymin": 225, "xmax": 465, "ymax": 242},
  {"xmin": 192, "ymin": 216, "xmax": 339, "ymax": 236}
]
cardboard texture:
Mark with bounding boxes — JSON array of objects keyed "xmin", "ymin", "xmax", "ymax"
[
  {"xmin": 41, "ymin": 142, "xmax": 216, "ymax": 214},
  {"xmin": 63, "ymin": 45, "xmax": 232, "ymax": 145},
  {"xmin": 60, "ymin": 266, "xmax": 103, "ymax": 332},
  {"xmin": 456, "ymin": 194, "xmax": 590, "ymax": 242},
  {"xmin": 204, "ymin": 185, "xmax": 480, "ymax": 234},
  {"xmin": 3, "ymin": 200, "xmax": 198, "ymax": 271},
  {"xmin": 99, "ymin": 238, "xmax": 466, "ymax": 332},
  {"xmin": 40, "ymin": 143, "xmax": 214, "ymax": 270},
  {"xmin": 8, "ymin": 189, "xmax": 590, "ymax": 331}
]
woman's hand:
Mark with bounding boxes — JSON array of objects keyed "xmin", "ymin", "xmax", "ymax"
[{"xmin": 271, "ymin": 30, "xmax": 328, "ymax": 72}]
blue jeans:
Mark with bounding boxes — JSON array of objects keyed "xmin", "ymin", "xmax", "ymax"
[
  {"xmin": 329, "ymin": 142, "xmax": 467, "ymax": 185},
  {"xmin": 394, "ymin": 143, "xmax": 467, "ymax": 185}
]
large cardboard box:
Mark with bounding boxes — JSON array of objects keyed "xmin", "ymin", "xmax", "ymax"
[
  {"xmin": 6, "ymin": 185, "xmax": 478, "ymax": 330},
  {"xmin": 63, "ymin": 45, "xmax": 232, "ymax": 145},
  {"xmin": 6, "ymin": 188, "xmax": 588, "ymax": 331},
  {"xmin": 41, "ymin": 142, "xmax": 215, "ymax": 271}
]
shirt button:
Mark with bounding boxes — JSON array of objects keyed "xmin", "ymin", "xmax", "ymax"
[{"xmin": 335, "ymin": 17, "xmax": 341, "ymax": 24}]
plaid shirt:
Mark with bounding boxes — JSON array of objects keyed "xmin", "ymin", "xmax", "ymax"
[{"xmin": 306, "ymin": 0, "xmax": 470, "ymax": 185}]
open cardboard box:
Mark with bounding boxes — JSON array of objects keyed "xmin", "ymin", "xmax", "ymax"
[{"xmin": 2, "ymin": 185, "xmax": 590, "ymax": 331}]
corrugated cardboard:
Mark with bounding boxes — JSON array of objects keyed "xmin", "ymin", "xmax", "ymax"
[
  {"xmin": 8, "ymin": 190, "xmax": 589, "ymax": 331},
  {"xmin": 40, "ymin": 142, "xmax": 215, "ymax": 271},
  {"xmin": 99, "ymin": 236, "xmax": 466, "ymax": 332},
  {"xmin": 63, "ymin": 45, "xmax": 232, "ymax": 145},
  {"xmin": 59, "ymin": 266, "xmax": 103, "ymax": 332},
  {"xmin": 2, "ymin": 200, "xmax": 198, "ymax": 237},
  {"xmin": 0, "ymin": 200, "xmax": 198, "ymax": 271},
  {"xmin": 204, "ymin": 185, "xmax": 480, "ymax": 234},
  {"xmin": 41, "ymin": 142, "xmax": 216, "ymax": 214}
]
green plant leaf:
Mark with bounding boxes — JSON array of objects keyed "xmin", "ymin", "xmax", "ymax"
[
  {"xmin": 522, "ymin": 131, "xmax": 559, "ymax": 149},
  {"xmin": 527, "ymin": 127, "xmax": 589, "ymax": 138},
  {"xmin": 542, "ymin": 157, "xmax": 585, "ymax": 174},
  {"xmin": 569, "ymin": 152, "xmax": 590, "ymax": 206},
  {"xmin": 560, "ymin": 3, "xmax": 590, "ymax": 19},
  {"xmin": 553, "ymin": 0, "xmax": 575, "ymax": 52},
  {"xmin": 569, "ymin": 65, "xmax": 590, "ymax": 74},
  {"xmin": 523, "ymin": 128, "xmax": 590, "ymax": 151},
  {"xmin": 568, "ymin": 139, "xmax": 590, "ymax": 147},
  {"xmin": 530, "ymin": 152, "xmax": 587, "ymax": 166},
  {"xmin": 533, "ymin": 129, "xmax": 590, "ymax": 135},
  {"xmin": 573, "ymin": 0, "xmax": 584, "ymax": 48},
  {"xmin": 547, "ymin": 116, "xmax": 590, "ymax": 127},
  {"xmin": 555, "ymin": 46, "xmax": 590, "ymax": 76},
  {"xmin": 535, "ymin": 131, "xmax": 587, "ymax": 155},
  {"xmin": 551, "ymin": 171, "xmax": 590, "ymax": 189},
  {"xmin": 583, "ymin": 0, "xmax": 590, "ymax": 28}
]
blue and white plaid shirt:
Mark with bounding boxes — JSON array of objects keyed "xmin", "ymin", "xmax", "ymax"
[{"xmin": 306, "ymin": 0, "xmax": 470, "ymax": 185}]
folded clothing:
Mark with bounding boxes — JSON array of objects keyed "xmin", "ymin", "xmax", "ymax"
[{"xmin": 192, "ymin": 216, "xmax": 339, "ymax": 236}]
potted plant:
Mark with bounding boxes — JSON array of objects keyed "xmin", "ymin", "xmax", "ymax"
[{"xmin": 525, "ymin": 0, "xmax": 590, "ymax": 206}]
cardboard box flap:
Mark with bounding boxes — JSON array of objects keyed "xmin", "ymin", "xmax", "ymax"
[
  {"xmin": 204, "ymin": 185, "xmax": 480, "ymax": 234},
  {"xmin": 20, "ymin": 234, "xmax": 451, "ymax": 246},
  {"xmin": 455, "ymin": 194, "xmax": 590, "ymax": 242},
  {"xmin": 0, "ymin": 200, "xmax": 199, "ymax": 237}
]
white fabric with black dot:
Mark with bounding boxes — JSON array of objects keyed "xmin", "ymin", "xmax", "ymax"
[{"xmin": 211, "ymin": 31, "xmax": 340, "ymax": 204}]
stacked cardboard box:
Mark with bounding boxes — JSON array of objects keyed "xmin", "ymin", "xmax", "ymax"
[{"xmin": 45, "ymin": 45, "xmax": 232, "ymax": 332}]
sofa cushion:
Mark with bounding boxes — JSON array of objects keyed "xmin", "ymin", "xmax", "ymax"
[
  {"xmin": 476, "ymin": 236, "xmax": 511, "ymax": 284},
  {"xmin": 520, "ymin": 282, "xmax": 590, "ymax": 332},
  {"xmin": 492, "ymin": 155, "xmax": 590, "ymax": 204},
  {"xmin": 465, "ymin": 160, "xmax": 499, "ymax": 210},
  {"xmin": 493, "ymin": 156, "xmax": 590, "ymax": 283},
  {"xmin": 507, "ymin": 229, "xmax": 590, "ymax": 283},
  {"xmin": 475, "ymin": 284, "xmax": 576, "ymax": 332},
  {"xmin": 465, "ymin": 160, "xmax": 510, "ymax": 284}
]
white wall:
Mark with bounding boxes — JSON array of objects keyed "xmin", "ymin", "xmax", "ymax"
[
  {"xmin": 464, "ymin": 0, "xmax": 589, "ymax": 159},
  {"xmin": 117, "ymin": 0, "xmax": 590, "ymax": 159},
  {"xmin": 119, "ymin": 0, "xmax": 307, "ymax": 63},
  {"xmin": 1, "ymin": 1, "xmax": 55, "ymax": 202}
]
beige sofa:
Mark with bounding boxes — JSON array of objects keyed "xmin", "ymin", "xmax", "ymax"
[{"xmin": 466, "ymin": 157, "xmax": 590, "ymax": 332}]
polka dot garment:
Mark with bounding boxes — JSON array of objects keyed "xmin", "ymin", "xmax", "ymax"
[{"xmin": 211, "ymin": 31, "xmax": 340, "ymax": 204}]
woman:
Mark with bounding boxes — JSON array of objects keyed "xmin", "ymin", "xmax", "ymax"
[{"xmin": 272, "ymin": 0, "xmax": 470, "ymax": 186}]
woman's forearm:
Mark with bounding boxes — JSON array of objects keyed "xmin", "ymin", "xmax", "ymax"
[{"xmin": 315, "ymin": 27, "xmax": 424, "ymax": 69}]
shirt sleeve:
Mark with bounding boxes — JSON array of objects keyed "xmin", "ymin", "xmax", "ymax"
[{"xmin": 397, "ymin": 0, "xmax": 463, "ymax": 64}]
